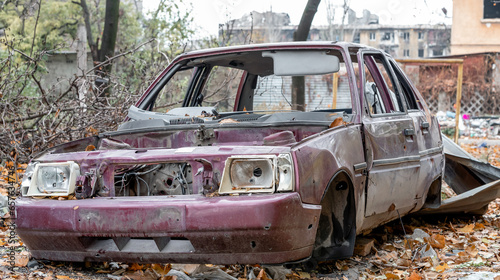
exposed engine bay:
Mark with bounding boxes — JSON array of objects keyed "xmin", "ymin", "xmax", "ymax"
[{"xmin": 114, "ymin": 163, "xmax": 193, "ymax": 196}]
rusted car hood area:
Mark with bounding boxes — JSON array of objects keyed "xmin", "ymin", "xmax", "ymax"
[
  {"xmin": 45, "ymin": 123, "xmax": 329, "ymax": 155},
  {"xmin": 419, "ymin": 135, "xmax": 500, "ymax": 215}
]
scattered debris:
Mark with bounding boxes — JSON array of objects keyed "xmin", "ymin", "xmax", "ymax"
[{"xmin": 353, "ymin": 238, "xmax": 375, "ymax": 257}]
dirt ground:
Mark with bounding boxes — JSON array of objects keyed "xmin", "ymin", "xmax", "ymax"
[{"xmin": 1, "ymin": 141, "xmax": 500, "ymax": 280}]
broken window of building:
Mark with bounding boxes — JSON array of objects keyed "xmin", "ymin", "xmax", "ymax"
[
  {"xmin": 382, "ymin": 32, "xmax": 393, "ymax": 41},
  {"xmin": 483, "ymin": 0, "xmax": 500, "ymax": 19},
  {"xmin": 402, "ymin": 32, "xmax": 410, "ymax": 42},
  {"xmin": 418, "ymin": 31, "xmax": 424, "ymax": 40},
  {"xmin": 431, "ymin": 49, "xmax": 443, "ymax": 57},
  {"xmin": 353, "ymin": 32, "xmax": 360, "ymax": 43}
]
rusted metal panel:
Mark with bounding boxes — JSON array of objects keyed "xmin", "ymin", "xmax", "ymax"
[
  {"xmin": 16, "ymin": 193, "xmax": 320, "ymax": 264},
  {"xmin": 419, "ymin": 179, "xmax": 500, "ymax": 215},
  {"xmin": 419, "ymin": 135, "xmax": 500, "ymax": 215}
]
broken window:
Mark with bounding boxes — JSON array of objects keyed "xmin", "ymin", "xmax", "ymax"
[
  {"xmin": 201, "ymin": 67, "xmax": 245, "ymax": 112},
  {"xmin": 153, "ymin": 68, "xmax": 195, "ymax": 113},
  {"xmin": 253, "ymin": 63, "xmax": 352, "ymax": 112},
  {"xmin": 431, "ymin": 49, "xmax": 443, "ymax": 57},
  {"xmin": 390, "ymin": 61, "xmax": 420, "ymax": 110},
  {"xmin": 418, "ymin": 49, "xmax": 424, "ymax": 58},
  {"xmin": 363, "ymin": 54, "xmax": 405, "ymax": 114},
  {"xmin": 382, "ymin": 32, "xmax": 393, "ymax": 41},
  {"xmin": 353, "ymin": 32, "xmax": 360, "ymax": 43},
  {"xmin": 484, "ymin": 0, "xmax": 500, "ymax": 19},
  {"xmin": 402, "ymin": 32, "xmax": 410, "ymax": 42}
]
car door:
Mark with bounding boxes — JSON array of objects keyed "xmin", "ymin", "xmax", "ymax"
[
  {"xmin": 389, "ymin": 59, "xmax": 443, "ymax": 202},
  {"xmin": 360, "ymin": 51, "xmax": 421, "ymax": 219}
]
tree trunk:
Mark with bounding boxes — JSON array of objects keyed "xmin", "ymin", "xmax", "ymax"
[
  {"xmin": 292, "ymin": 0, "xmax": 320, "ymax": 111},
  {"xmin": 99, "ymin": 0, "xmax": 120, "ymax": 75},
  {"xmin": 293, "ymin": 0, "xmax": 320, "ymax": 41},
  {"xmin": 79, "ymin": 0, "xmax": 97, "ymax": 62}
]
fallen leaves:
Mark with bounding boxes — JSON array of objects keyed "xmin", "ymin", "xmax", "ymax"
[
  {"xmin": 434, "ymin": 263, "xmax": 449, "ymax": 273},
  {"xmin": 459, "ymin": 223, "xmax": 475, "ymax": 233},
  {"xmin": 13, "ymin": 251, "xmax": 30, "ymax": 267},
  {"xmin": 408, "ymin": 271, "xmax": 423, "ymax": 280},
  {"xmin": 427, "ymin": 234, "xmax": 446, "ymax": 249}
]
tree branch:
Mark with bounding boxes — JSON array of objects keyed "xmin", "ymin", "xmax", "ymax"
[
  {"xmin": 75, "ymin": 0, "xmax": 98, "ymax": 62},
  {"xmin": 86, "ymin": 39, "xmax": 154, "ymax": 75},
  {"xmin": 30, "ymin": 0, "xmax": 42, "ymax": 57}
]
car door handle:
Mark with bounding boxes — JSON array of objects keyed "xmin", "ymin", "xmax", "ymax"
[
  {"xmin": 421, "ymin": 121, "xmax": 430, "ymax": 129},
  {"xmin": 404, "ymin": 128, "xmax": 415, "ymax": 136}
]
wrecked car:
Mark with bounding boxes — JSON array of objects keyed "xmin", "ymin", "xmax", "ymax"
[{"xmin": 16, "ymin": 42, "xmax": 447, "ymax": 265}]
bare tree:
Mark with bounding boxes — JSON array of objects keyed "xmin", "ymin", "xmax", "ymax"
[
  {"xmin": 339, "ymin": 0, "xmax": 351, "ymax": 41},
  {"xmin": 75, "ymin": 0, "xmax": 120, "ymax": 89},
  {"xmin": 326, "ymin": 0, "xmax": 335, "ymax": 41},
  {"xmin": 293, "ymin": 0, "xmax": 321, "ymax": 41}
]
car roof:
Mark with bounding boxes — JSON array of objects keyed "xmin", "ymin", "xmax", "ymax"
[{"xmin": 172, "ymin": 41, "xmax": 384, "ymax": 64}]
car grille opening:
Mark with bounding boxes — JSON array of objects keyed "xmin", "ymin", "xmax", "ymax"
[
  {"xmin": 80, "ymin": 236, "xmax": 195, "ymax": 253},
  {"xmin": 114, "ymin": 163, "xmax": 193, "ymax": 196}
]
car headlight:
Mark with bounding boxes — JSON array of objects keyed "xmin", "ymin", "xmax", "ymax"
[
  {"xmin": 219, "ymin": 154, "xmax": 294, "ymax": 194},
  {"xmin": 25, "ymin": 162, "xmax": 80, "ymax": 197}
]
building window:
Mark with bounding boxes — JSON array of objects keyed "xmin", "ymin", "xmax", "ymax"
[
  {"xmin": 403, "ymin": 49, "xmax": 410, "ymax": 57},
  {"xmin": 418, "ymin": 49, "xmax": 424, "ymax": 57},
  {"xmin": 432, "ymin": 49, "xmax": 443, "ymax": 57},
  {"xmin": 382, "ymin": 32, "xmax": 393, "ymax": 41},
  {"xmin": 369, "ymin": 32, "xmax": 376, "ymax": 41},
  {"xmin": 484, "ymin": 0, "xmax": 500, "ymax": 19},
  {"xmin": 402, "ymin": 32, "xmax": 410, "ymax": 42},
  {"xmin": 418, "ymin": 31, "xmax": 423, "ymax": 40},
  {"xmin": 353, "ymin": 32, "xmax": 360, "ymax": 43}
]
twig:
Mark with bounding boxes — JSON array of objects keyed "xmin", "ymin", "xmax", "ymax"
[
  {"xmin": 86, "ymin": 39, "xmax": 154, "ymax": 75},
  {"xmin": 369, "ymin": 260, "xmax": 409, "ymax": 270},
  {"xmin": 30, "ymin": 0, "xmax": 42, "ymax": 57},
  {"xmin": 3, "ymin": 107, "xmax": 80, "ymax": 123}
]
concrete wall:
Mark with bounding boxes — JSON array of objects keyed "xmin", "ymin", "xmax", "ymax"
[
  {"xmin": 42, "ymin": 52, "xmax": 93, "ymax": 94},
  {"xmin": 451, "ymin": 0, "xmax": 500, "ymax": 54}
]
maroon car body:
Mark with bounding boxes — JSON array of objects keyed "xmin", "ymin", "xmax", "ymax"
[{"xmin": 16, "ymin": 42, "xmax": 443, "ymax": 264}]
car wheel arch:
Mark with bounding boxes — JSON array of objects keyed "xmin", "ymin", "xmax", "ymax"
[
  {"xmin": 422, "ymin": 176, "xmax": 442, "ymax": 209},
  {"xmin": 312, "ymin": 170, "xmax": 357, "ymax": 261}
]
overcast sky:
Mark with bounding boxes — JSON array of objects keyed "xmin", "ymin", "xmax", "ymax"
[{"xmin": 145, "ymin": 0, "xmax": 453, "ymax": 37}]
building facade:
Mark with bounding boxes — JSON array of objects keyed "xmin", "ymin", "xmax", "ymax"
[
  {"xmin": 451, "ymin": 0, "xmax": 500, "ymax": 54},
  {"xmin": 220, "ymin": 11, "xmax": 450, "ymax": 58},
  {"xmin": 341, "ymin": 24, "xmax": 450, "ymax": 58}
]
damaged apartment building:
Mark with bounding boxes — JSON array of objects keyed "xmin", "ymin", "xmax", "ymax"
[{"xmin": 219, "ymin": 9, "xmax": 451, "ymax": 59}]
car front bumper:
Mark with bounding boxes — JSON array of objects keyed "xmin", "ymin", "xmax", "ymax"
[{"xmin": 16, "ymin": 192, "xmax": 320, "ymax": 264}]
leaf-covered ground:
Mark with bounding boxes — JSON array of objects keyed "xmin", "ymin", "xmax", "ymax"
[{"xmin": 1, "ymin": 141, "xmax": 500, "ymax": 280}]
